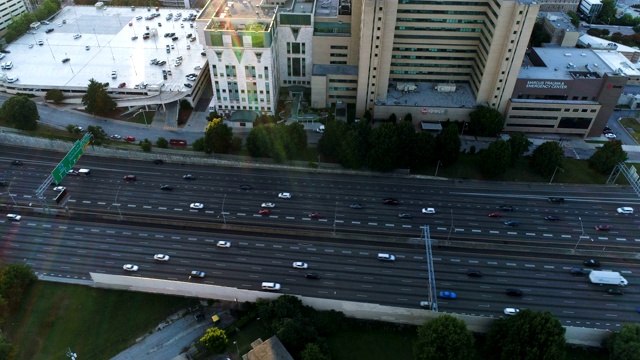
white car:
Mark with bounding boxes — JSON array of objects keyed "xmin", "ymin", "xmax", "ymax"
[
  {"xmin": 190, "ymin": 203, "xmax": 204, "ymax": 209},
  {"xmin": 261, "ymin": 202, "xmax": 276, "ymax": 208},
  {"xmin": 419, "ymin": 301, "xmax": 431, "ymax": 309},
  {"xmin": 7, "ymin": 214, "xmax": 21, "ymax": 221},
  {"xmin": 278, "ymin": 192, "xmax": 292, "ymax": 199},
  {"xmin": 110, "ymin": 134, "xmax": 122, "ymax": 140},
  {"xmin": 6, "ymin": 76, "xmax": 18, "ymax": 83},
  {"xmin": 503, "ymin": 308, "xmax": 520, "ymax": 316},
  {"xmin": 216, "ymin": 241, "xmax": 231, "ymax": 248},
  {"xmin": 617, "ymin": 207, "xmax": 634, "ymax": 214},
  {"xmin": 154, "ymin": 254, "xmax": 170, "ymax": 261},
  {"xmin": 261, "ymin": 282, "xmax": 281, "ymax": 291},
  {"xmin": 123, "ymin": 264, "xmax": 139, "ymax": 271},
  {"xmin": 67, "ymin": 170, "xmax": 79, "ymax": 176},
  {"xmin": 604, "ymin": 133, "xmax": 617, "ymax": 139},
  {"xmin": 293, "ymin": 262, "xmax": 308, "ymax": 269},
  {"xmin": 53, "ymin": 186, "xmax": 66, "ymax": 191},
  {"xmin": 421, "ymin": 208, "xmax": 436, "ymax": 214}
]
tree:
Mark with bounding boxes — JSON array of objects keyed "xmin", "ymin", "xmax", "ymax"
[
  {"xmin": 603, "ymin": 323, "xmax": 640, "ymax": 360},
  {"xmin": 412, "ymin": 131, "xmax": 436, "ymax": 169},
  {"xmin": 436, "ymin": 124, "xmax": 461, "ymax": 166},
  {"xmin": 485, "ymin": 309, "xmax": 566, "ymax": 360},
  {"xmin": 469, "ymin": 106, "xmax": 505, "ymax": 137},
  {"xmin": 588, "ymin": 140, "xmax": 628, "ymax": 174},
  {"xmin": 530, "ymin": 22, "xmax": 552, "ymax": 47},
  {"xmin": 479, "ymin": 140, "xmax": 511, "ymax": 178},
  {"xmin": 529, "ymin": 141, "xmax": 563, "ymax": 177},
  {"xmin": 0, "ymin": 264, "xmax": 37, "ymax": 310},
  {"xmin": 318, "ymin": 121, "xmax": 350, "ymax": 161},
  {"xmin": 566, "ymin": 11, "xmax": 580, "ymax": 27},
  {"xmin": 413, "ymin": 314, "xmax": 475, "ymax": 360},
  {"xmin": 277, "ymin": 318, "xmax": 319, "ymax": 357},
  {"xmin": 179, "ymin": 99, "xmax": 193, "ymax": 110},
  {"xmin": 300, "ymin": 343, "xmax": 330, "ymax": 360},
  {"xmin": 246, "ymin": 125, "xmax": 271, "ymax": 158},
  {"xmin": 203, "ymin": 118, "xmax": 233, "ymax": 154},
  {"xmin": 156, "ymin": 137, "xmax": 169, "ymax": 148},
  {"xmin": 82, "ymin": 79, "xmax": 116, "ymax": 116},
  {"xmin": 45, "ymin": 89, "xmax": 64, "ymax": 104},
  {"xmin": 87, "ymin": 125, "xmax": 107, "ymax": 145},
  {"xmin": 404, "ymin": 113, "xmax": 413, "ymax": 123},
  {"xmin": 140, "ymin": 139, "xmax": 152, "ymax": 152},
  {"xmin": 192, "ymin": 137, "xmax": 205, "ymax": 151},
  {"xmin": 0, "ymin": 95, "xmax": 39, "ymax": 130},
  {"xmin": 396, "ymin": 121, "xmax": 418, "ymax": 169},
  {"xmin": 286, "ymin": 122, "xmax": 308, "ymax": 156},
  {"xmin": 368, "ymin": 122, "xmax": 402, "ymax": 172},
  {"xmin": 507, "ymin": 133, "xmax": 532, "ymax": 165},
  {"xmin": 0, "ymin": 334, "xmax": 13, "ymax": 360},
  {"xmin": 199, "ymin": 327, "xmax": 228, "ymax": 354},
  {"xmin": 388, "ymin": 113, "xmax": 398, "ymax": 123},
  {"xmin": 597, "ymin": 0, "xmax": 616, "ymax": 24}
]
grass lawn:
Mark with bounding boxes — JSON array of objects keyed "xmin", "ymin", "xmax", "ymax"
[
  {"xmin": 328, "ymin": 328, "xmax": 417, "ymax": 360},
  {"xmin": 225, "ymin": 319, "xmax": 273, "ymax": 357},
  {"xmin": 5, "ymin": 282, "xmax": 189, "ymax": 360}
]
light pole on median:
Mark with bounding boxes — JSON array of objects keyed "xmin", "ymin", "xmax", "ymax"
[
  {"xmin": 332, "ymin": 201, "xmax": 338, "ymax": 237},
  {"xmin": 574, "ymin": 217, "xmax": 590, "ymax": 251},
  {"xmin": 549, "ymin": 166, "xmax": 564, "ymax": 184},
  {"xmin": 221, "ymin": 194, "xmax": 227, "ymax": 227},
  {"xmin": 435, "ymin": 160, "xmax": 441, "ymax": 177}
]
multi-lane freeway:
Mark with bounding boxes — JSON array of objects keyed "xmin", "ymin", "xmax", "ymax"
[{"xmin": 2, "ymin": 145, "xmax": 640, "ymax": 330}]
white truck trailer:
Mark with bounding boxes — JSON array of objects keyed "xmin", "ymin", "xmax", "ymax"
[{"xmin": 589, "ymin": 271, "xmax": 628, "ymax": 286}]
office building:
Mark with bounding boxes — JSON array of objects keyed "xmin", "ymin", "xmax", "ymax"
[{"xmin": 0, "ymin": 0, "xmax": 28, "ymax": 34}]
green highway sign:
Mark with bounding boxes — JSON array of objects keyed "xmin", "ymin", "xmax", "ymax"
[{"xmin": 51, "ymin": 134, "xmax": 92, "ymax": 184}]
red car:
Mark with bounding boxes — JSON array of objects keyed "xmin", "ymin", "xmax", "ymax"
[
  {"xmin": 309, "ymin": 212, "xmax": 324, "ymax": 219},
  {"xmin": 118, "ymin": 82, "xmax": 126, "ymax": 88},
  {"xmin": 123, "ymin": 175, "xmax": 137, "ymax": 181},
  {"xmin": 488, "ymin": 212, "xmax": 502, "ymax": 218},
  {"xmin": 124, "ymin": 136, "xmax": 135, "ymax": 142},
  {"xmin": 595, "ymin": 225, "xmax": 611, "ymax": 231},
  {"xmin": 258, "ymin": 209, "xmax": 270, "ymax": 215}
]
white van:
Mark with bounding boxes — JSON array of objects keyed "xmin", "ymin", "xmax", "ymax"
[
  {"xmin": 261, "ymin": 282, "xmax": 281, "ymax": 291},
  {"xmin": 377, "ymin": 253, "xmax": 395, "ymax": 261},
  {"xmin": 78, "ymin": 168, "xmax": 91, "ymax": 176}
]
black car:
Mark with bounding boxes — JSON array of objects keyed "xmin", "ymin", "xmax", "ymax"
[
  {"xmin": 172, "ymin": 36, "xmax": 179, "ymax": 41},
  {"xmin": 607, "ymin": 288, "xmax": 623, "ymax": 295},
  {"xmin": 61, "ymin": 58, "xmax": 70, "ymax": 63},
  {"xmin": 239, "ymin": 185, "xmax": 252, "ymax": 190},
  {"xmin": 583, "ymin": 259, "xmax": 601, "ymax": 268},
  {"xmin": 350, "ymin": 203, "xmax": 364, "ymax": 209},
  {"xmin": 184, "ymin": 83, "xmax": 193, "ymax": 88},
  {"xmin": 183, "ymin": 174, "xmax": 196, "ymax": 180},
  {"xmin": 467, "ymin": 270, "xmax": 483, "ymax": 278},
  {"xmin": 153, "ymin": 159, "xmax": 164, "ymax": 165},
  {"xmin": 570, "ymin": 268, "xmax": 587, "ymax": 276},
  {"xmin": 499, "ymin": 205, "xmax": 514, "ymax": 212},
  {"xmin": 506, "ymin": 288, "xmax": 523, "ymax": 297},
  {"xmin": 305, "ymin": 273, "xmax": 320, "ymax": 279},
  {"xmin": 548, "ymin": 197, "xmax": 565, "ymax": 203},
  {"xmin": 398, "ymin": 213, "xmax": 412, "ymax": 219},
  {"xmin": 383, "ymin": 198, "xmax": 399, "ymax": 205},
  {"xmin": 11, "ymin": 160, "xmax": 23, "ymax": 165},
  {"xmin": 45, "ymin": 28, "xmax": 54, "ymax": 33},
  {"xmin": 544, "ymin": 215, "xmax": 560, "ymax": 221},
  {"xmin": 504, "ymin": 220, "xmax": 519, "ymax": 227},
  {"xmin": 160, "ymin": 185, "xmax": 173, "ymax": 191}
]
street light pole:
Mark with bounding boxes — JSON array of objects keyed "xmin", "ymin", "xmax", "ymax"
[
  {"xmin": 574, "ymin": 217, "xmax": 588, "ymax": 251},
  {"xmin": 7, "ymin": 177, "xmax": 18, "ymax": 206},
  {"xmin": 549, "ymin": 166, "xmax": 564, "ymax": 184},
  {"xmin": 221, "ymin": 194, "xmax": 227, "ymax": 227},
  {"xmin": 332, "ymin": 201, "xmax": 338, "ymax": 237},
  {"xmin": 233, "ymin": 341, "xmax": 239, "ymax": 357},
  {"xmin": 435, "ymin": 160, "xmax": 441, "ymax": 177}
]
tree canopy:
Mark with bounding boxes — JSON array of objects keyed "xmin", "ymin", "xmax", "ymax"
[
  {"xmin": 82, "ymin": 79, "xmax": 117, "ymax": 116},
  {"xmin": 469, "ymin": 106, "xmax": 506, "ymax": 137},
  {"xmin": 479, "ymin": 139, "xmax": 511, "ymax": 178},
  {"xmin": 203, "ymin": 118, "xmax": 234, "ymax": 154},
  {"xmin": 435, "ymin": 123, "xmax": 461, "ymax": 166},
  {"xmin": 588, "ymin": 140, "xmax": 628, "ymax": 175},
  {"xmin": 507, "ymin": 132, "xmax": 532, "ymax": 165},
  {"xmin": 529, "ymin": 141, "xmax": 563, "ymax": 177},
  {"xmin": 0, "ymin": 95, "xmax": 39, "ymax": 131},
  {"xmin": 603, "ymin": 323, "xmax": 640, "ymax": 360},
  {"xmin": 414, "ymin": 314, "xmax": 475, "ymax": 360},
  {"xmin": 199, "ymin": 327, "xmax": 228, "ymax": 354},
  {"xmin": 485, "ymin": 309, "xmax": 566, "ymax": 360},
  {"xmin": 246, "ymin": 123, "xmax": 307, "ymax": 163}
]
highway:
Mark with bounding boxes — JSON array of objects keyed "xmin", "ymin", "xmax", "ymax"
[{"xmin": 2, "ymin": 145, "xmax": 640, "ymax": 330}]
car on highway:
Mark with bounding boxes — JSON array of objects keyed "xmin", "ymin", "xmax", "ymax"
[
  {"xmin": 6, "ymin": 214, "xmax": 21, "ymax": 221},
  {"xmin": 616, "ymin": 207, "xmax": 634, "ymax": 214},
  {"xmin": 421, "ymin": 208, "xmax": 436, "ymax": 214},
  {"xmin": 123, "ymin": 175, "xmax": 137, "ymax": 181},
  {"xmin": 467, "ymin": 270, "xmax": 483, "ymax": 277},
  {"xmin": 67, "ymin": 170, "xmax": 79, "ymax": 176},
  {"xmin": 382, "ymin": 198, "xmax": 399, "ymax": 205},
  {"xmin": 503, "ymin": 308, "xmax": 519, "ymax": 316},
  {"xmin": 293, "ymin": 262, "xmax": 308, "ymax": 269},
  {"xmin": 261, "ymin": 282, "xmax": 281, "ymax": 291},
  {"xmin": 53, "ymin": 186, "xmax": 66, "ymax": 191},
  {"xmin": 183, "ymin": 174, "xmax": 196, "ymax": 180},
  {"xmin": 570, "ymin": 268, "xmax": 587, "ymax": 276},
  {"xmin": 11, "ymin": 160, "xmax": 23, "ymax": 165},
  {"xmin": 216, "ymin": 241, "xmax": 231, "ymax": 248},
  {"xmin": 261, "ymin": 202, "xmax": 275, "ymax": 208},
  {"xmin": 258, "ymin": 209, "xmax": 270, "ymax": 215},
  {"xmin": 123, "ymin": 264, "xmax": 139, "ymax": 272},
  {"xmin": 305, "ymin": 273, "xmax": 320, "ymax": 279},
  {"xmin": 547, "ymin": 197, "xmax": 565, "ymax": 203},
  {"xmin": 583, "ymin": 259, "xmax": 600, "ymax": 267},
  {"xmin": 154, "ymin": 254, "xmax": 170, "ymax": 261},
  {"xmin": 124, "ymin": 136, "xmax": 135, "ymax": 142},
  {"xmin": 438, "ymin": 291, "xmax": 457, "ymax": 299},
  {"xmin": 350, "ymin": 203, "xmax": 364, "ymax": 209},
  {"xmin": 377, "ymin": 253, "xmax": 395, "ymax": 261},
  {"xmin": 153, "ymin": 159, "xmax": 164, "ymax": 165},
  {"xmin": 160, "ymin": 185, "xmax": 173, "ymax": 191},
  {"xmin": 398, "ymin": 213, "xmax": 412, "ymax": 219},
  {"xmin": 309, "ymin": 212, "xmax": 324, "ymax": 219},
  {"xmin": 240, "ymin": 184, "xmax": 252, "ymax": 190},
  {"xmin": 504, "ymin": 220, "xmax": 519, "ymax": 227},
  {"xmin": 506, "ymin": 288, "xmax": 523, "ymax": 297},
  {"xmin": 488, "ymin": 212, "xmax": 502, "ymax": 218},
  {"xmin": 594, "ymin": 225, "xmax": 611, "ymax": 231},
  {"xmin": 278, "ymin": 192, "xmax": 292, "ymax": 199},
  {"xmin": 498, "ymin": 205, "xmax": 513, "ymax": 212},
  {"xmin": 190, "ymin": 271, "xmax": 205, "ymax": 278},
  {"xmin": 544, "ymin": 215, "xmax": 560, "ymax": 221},
  {"xmin": 607, "ymin": 288, "xmax": 623, "ymax": 295},
  {"xmin": 419, "ymin": 301, "xmax": 431, "ymax": 309},
  {"xmin": 190, "ymin": 203, "xmax": 204, "ymax": 209}
]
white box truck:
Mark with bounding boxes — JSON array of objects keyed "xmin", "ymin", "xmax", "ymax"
[{"xmin": 589, "ymin": 271, "xmax": 628, "ymax": 286}]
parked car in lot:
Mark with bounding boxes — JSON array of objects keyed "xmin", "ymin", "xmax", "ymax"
[
  {"xmin": 118, "ymin": 82, "xmax": 126, "ymax": 88},
  {"xmin": 124, "ymin": 136, "xmax": 135, "ymax": 142},
  {"xmin": 438, "ymin": 291, "xmax": 457, "ymax": 299}
]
